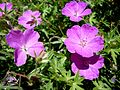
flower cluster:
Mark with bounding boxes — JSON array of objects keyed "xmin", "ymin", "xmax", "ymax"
[
  {"xmin": 2, "ymin": 0, "xmax": 104, "ymax": 81},
  {"xmin": 0, "ymin": 2, "xmax": 45, "ymax": 66},
  {"xmin": 62, "ymin": 1, "xmax": 104, "ymax": 80},
  {"xmin": 0, "ymin": 2, "xmax": 12, "ymax": 17}
]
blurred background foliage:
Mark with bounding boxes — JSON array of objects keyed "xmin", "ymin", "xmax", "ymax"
[{"xmin": 0, "ymin": 0, "xmax": 120, "ymax": 89}]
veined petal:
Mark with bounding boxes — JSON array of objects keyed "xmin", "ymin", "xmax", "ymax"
[
  {"xmin": 71, "ymin": 63, "xmax": 79, "ymax": 74},
  {"xmin": 23, "ymin": 10, "xmax": 32, "ymax": 17},
  {"xmin": 78, "ymin": 2, "xmax": 88, "ymax": 14},
  {"xmin": 70, "ymin": 16, "xmax": 82, "ymax": 22},
  {"xmin": 80, "ymin": 9, "xmax": 92, "ymax": 16},
  {"xmin": 89, "ymin": 56, "xmax": 104, "ymax": 69},
  {"xmin": 62, "ymin": 1, "xmax": 77, "ymax": 17},
  {"xmin": 81, "ymin": 24, "xmax": 98, "ymax": 40},
  {"xmin": 14, "ymin": 49, "xmax": 27, "ymax": 66},
  {"xmin": 62, "ymin": 8, "xmax": 73, "ymax": 17},
  {"xmin": 79, "ymin": 67, "xmax": 99, "ymax": 80},
  {"xmin": 68, "ymin": 1, "xmax": 78, "ymax": 13},
  {"xmin": 6, "ymin": 30, "xmax": 24, "ymax": 49},
  {"xmin": 75, "ymin": 46, "xmax": 94, "ymax": 57},
  {"xmin": 27, "ymin": 42, "xmax": 44, "ymax": 57},
  {"xmin": 64, "ymin": 39, "xmax": 76, "ymax": 53},
  {"xmin": 32, "ymin": 11, "xmax": 41, "ymax": 18},
  {"xmin": 18, "ymin": 16, "xmax": 27, "ymax": 24},
  {"xmin": 87, "ymin": 36, "xmax": 104, "ymax": 52},
  {"xmin": 66, "ymin": 25, "xmax": 81, "ymax": 41},
  {"xmin": 23, "ymin": 29, "xmax": 40, "ymax": 48}
]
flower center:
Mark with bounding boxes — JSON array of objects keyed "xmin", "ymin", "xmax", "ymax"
[
  {"xmin": 26, "ymin": 16, "xmax": 37, "ymax": 26},
  {"xmin": 21, "ymin": 45, "xmax": 28, "ymax": 54},
  {"xmin": 74, "ymin": 11, "xmax": 78, "ymax": 17},
  {"xmin": 79, "ymin": 39, "xmax": 87, "ymax": 47}
]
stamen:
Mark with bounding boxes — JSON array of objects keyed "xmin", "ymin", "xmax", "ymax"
[{"xmin": 79, "ymin": 39, "xmax": 87, "ymax": 47}]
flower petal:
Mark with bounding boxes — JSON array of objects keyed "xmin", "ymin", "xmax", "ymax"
[
  {"xmin": 87, "ymin": 36, "xmax": 104, "ymax": 52},
  {"xmin": 62, "ymin": 8, "xmax": 73, "ymax": 17},
  {"xmin": 89, "ymin": 56, "xmax": 104, "ymax": 69},
  {"xmin": 23, "ymin": 29, "xmax": 40, "ymax": 48},
  {"xmin": 71, "ymin": 53, "xmax": 89, "ymax": 69},
  {"xmin": 62, "ymin": 1, "xmax": 77, "ymax": 17},
  {"xmin": 88, "ymin": 55, "xmax": 100, "ymax": 64},
  {"xmin": 18, "ymin": 16, "xmax": 27, "ymax": 25},
  {"xmin": 78, "ymin": 2, "xmax": 88, "ymax": 14},
  {"xmin": 36, "ymin": 18, "xmax": 42, "ymax": 25},
  {"xmin": 27, "ymin": 42, "xmax": 44, "ymax": 57},
  {"xmin": 70, "ymin": 16, "xmax": 82, "ymax": 22},
  {"xmin": 71, "ymin": 63, "xmax": 79, "ymax": 74},
  {"xmin": 6, "ymin": 30, "xmax": 24, "ymax": 48},
  {"xmin": 64, "ymin": 39, "xmax": 76, "ymax": 53},
  {"xmin": 33, "ymin": 11, "xmax": 41, "ymax": 18},
  {"xmin": 23, "ymin": 10, "xmax": 32, "ymax": 17},
  {"xmin": 0, "ymin": 3, "xmax": 5, "ymax": 10},
  {"xmin": 79, "ymin": 67, "xmax": 99, "ymax": 80},
  {"xmin": 14, "ymin": 49, "xmax": 27, "ymax": 66},
  {"xmin": 71, "ymin": 62, "xmax": 99, "ymax": 80},
  {"xmin": 6, "ymin": 2, "xmax": 12, "ymax": 11},
  {"xmin": 80, "ymin": 9, "xmax": 92, "ymax": 16},
  {"xmin": 75, "ymin": 46, "xmax": 94, "ymax": 57},
  {"xmin": 81, "ymin": 24, "xmax": 98, "ymax": 40},
  {"xmin": 66, "ymin": 25, "xmax": 81, "ymax": 42}
]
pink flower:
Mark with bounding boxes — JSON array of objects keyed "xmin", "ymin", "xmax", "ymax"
[
  {"xmin": 62, "ymin": 1, "xmax": 91, "ymax": 22},
  {"xmin": 71, "ymin": 53, "xmax": 104, "ymax": 80},
  {"xmin": 18, "ymin": 10, "xmax": 42, "ymax": 29},
  {"xmin": 0, "ymin": 2, "xmax": 12, "ymax": 17},
  {"xmin": 64, "ymin": 24, "xmax": 104, "ymax": 57},
  {"xmin": 6, "ymin": 29, "xmax": 44, "ymax": 66}
]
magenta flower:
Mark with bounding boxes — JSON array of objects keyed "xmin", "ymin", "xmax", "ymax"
[
  {"xmin": 64, "ymin": 24, "xmax": 104, "ymax": 57},
  {"xmin": 6, "ymin": 29, "xmax": 44, "ymax": 66},
  {"xmin": 0, "ymin": 2, "xmax": 12, "ymax": 17},
  {"xmin": 71, "ymin": 53, "xmax": 104, "ymax": 80},
  {"xmin": 62, "ymin": 1, "xmax": 91, "ymax": 22},
  {"xmin": 18, "ymin": 10, "xmax": 42, "ymax": 29}
]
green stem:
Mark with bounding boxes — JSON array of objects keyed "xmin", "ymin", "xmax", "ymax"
[{"xmin": 18, "ymin": 76, "xmax": 21, "ymax": 89}]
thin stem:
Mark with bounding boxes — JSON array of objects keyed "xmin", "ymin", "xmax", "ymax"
[
  {"xmin": 34, "ymin": 51, "xmax": 38, "ymax": 75},
  {"xmin": 7, "ymin": 71, "xmax": 29, "ymax": 80},
  {"xmin": 18, "ymin": 76, "xmax": 21, "ymax": 89},
  {"xmin": 58, "ymin": 25, "xmax": 65, "ymax": 36}
]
